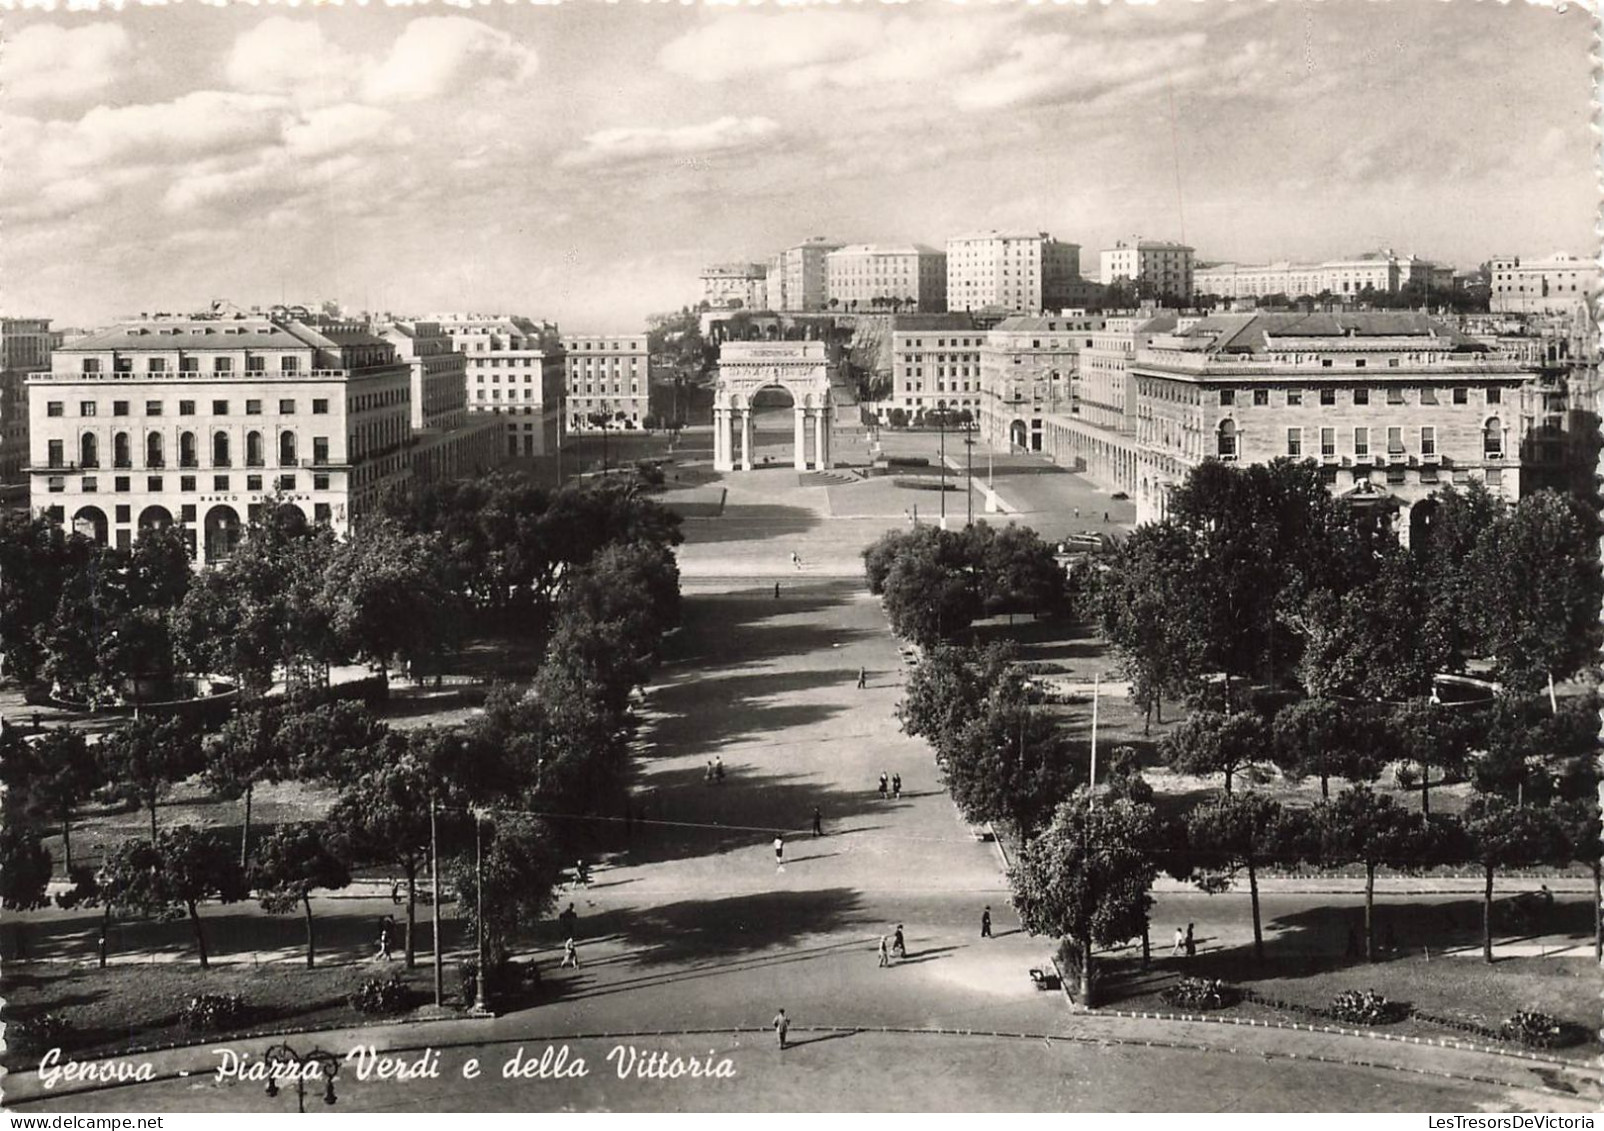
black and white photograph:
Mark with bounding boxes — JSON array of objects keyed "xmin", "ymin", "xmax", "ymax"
[{"xmin": 0, "ymin": 0, "xmax": 1600, "ymax": 1116}]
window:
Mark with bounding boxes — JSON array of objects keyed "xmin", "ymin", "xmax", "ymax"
[
  {"xmin": 1421, "ymin": 426, "xmax": 1437, "ymax": 457},
  {"xmin": 180, "ymin": 400, "xmax": 196, "ymax": 416},
  {"xmin": 82, "ymin": 477, "xmax": 97, "ymax": 493},
  {"xmin": 312, "ymin": 437, "xmax": 329, "ymax": 465},
  {"xmin": 113, "ymin": 432, "xmax": 131, "ymax": 468},
  {"xmin": 1319, "ymin": 388, "xmax": 1336, "ymax": 406},
  {"xmin": 1421, "ymin": 387, "xmax": 1438, "ymax": 405},
  {"xmin": 1484, "ymin": 417, "xmax": 1503, "ymax": 458},
  {"xmin": 181, "ymin": 478, "xmax": 196, "ymax": 494},
  {"xmin": 313, "ymin": 473, "xmax": 330, "ymax": 491},
  {"xmin": 1252, "ymin": 389, "xmax": 1269, "ymax": 407},
  {"xmin": 1219, "ymin": 389, "xmax": 1235, "ymax": 406},
  {"xmin": 113, "ymin": 401, "xmax": 129, "ymax": 417},
  {"xmin": 1387, "ymin": 426, "xmax": 1404, "ymax": 454},
  {"xmin": 281, "ymin": 357, "xmax": 300, "ymax": 374},
  {"xmin": 146, "ymin": 401, "xmax": 163, "ymax": 416},
  {"xmin": 80, "ymin": 434, "xmax": 99, "ymax": 468},
  {"xmin": 247, "ymin": 475, "xmax": 263, "ymax": 491},
  {"xmin": 279, "ymin": 431, "xmax": 297, "ymax": 466},
  {"xmin": 246, "ymin": 399, "xmax": 262, "ymax": 415},
  {"xmin": 180, "ymin": 356, "xmax": 199, "ymax": 373},
  {"xmin": 279, "ymin": 399, "xmax": 295, "ymax": 414},
  {"xmin": 82, "ymin": 358, "xmax": 101, "ymax": 374},
  {"xmin": 1355, "ymin": 359, "xmax": 1367, "ymax": 370},
  {"xmin": 48, "ymin": 476, "xmax": 65, "ymax": 493},
  {"xmin": 1487, "ymin": 387, "xmax": 1502, "ymax": 405},
  {"xmin": 1386, "ymin": 468, "xmax": 1406, "ymax": 485},
  {"xmin": 179, "ymin": 432, "xmax": 197, "ymax": 468},
  {"xmin": 80, "ymin": 401, "xmax": 96, "ymax": 417},
  {"xmin": 1485, "ymin": 467, "xmax": 1503, "ymax": 486},
  {"xmin": 278, "ymin": 474, "xmax": 296, "ymax": 491},
  {"xmin": 1321, "ymin": 359, "xmax": 1333, "ymax": 369},
  {"xmin": 1216, "ymin": 420, "xmax": 1238, "ymax": 459},
  {"xmin": 1285, "ymin": 388, "xmax": 1303, "ymax": 406},
  {"xmin": 1453, "ymin": 387, "xmax": 1468, "ymax": 405},
  {"xmin": 114, "ymin": 477, "xmax": 130, "ymax": 493},
  {"xmin": 1354, "ymin": 427, "xmax": 1370, "ymax": 458},
  {"xmin": 47, "ymin": 439, "xmax": 64, "ymax": 468},
  {"xmin": 214, "ymin": 357, "xmax": 233, "ymax": 374},
  {"xmin": 246, "ymin": 356, "xmax": 264, "ymax": 373},
  {"xmin": 1321, "ymin": 427, "xmax": 1336, "ymax": 457},
  {"xmin": 146, "ymin": 434, "xmax": 163, "ymax": 467},
  {"xmin": 212, "ymin": 400, "xmax": 229, "ymax": 416},
  {"xmin": 147, "ymin": 476, "xmax": 163, "ymax": 492},
  {"xmin": 246, "ymin": 431, "xmax": 264, "ymax": 467},
  {"xmin": 1353, "ymin": 388, "xmax": 1369, "ymax": 406},
  {"xmin": 1286, "ymin": 427, "xmax": 1303, "ymax": 457},
  {"xmin": 213, "ymin": 475, "xmax": 230, "ymax": 491},
  {"xmin": 212, "ymin": 432, "xmax": 231, "ymax": 467},
  {"xmin": 314, "ymin": 503, "xmax": 332, "ymax": 524},
  {"xmin": 312, "ymin": 399, "xmax": 329, "ymax": 415},
  {"xmin": 149, "ymin": 358, "xmax": 166, "ymax": 374},
  {"xmin": 47, "ymin": 401, "xmax": 63, "ymax": 417}
]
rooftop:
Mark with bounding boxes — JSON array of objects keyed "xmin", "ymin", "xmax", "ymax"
[
  {"xmin": 828, "ymin": 243, "xmax": 945, "ymax": 258},
  {"xmin": 1167, "ymin": 311, "xmax": 1485, "ymax": 354},
  {"xmin": 58, "ymin": 316, "xmax": 386, "ymax": 353}
]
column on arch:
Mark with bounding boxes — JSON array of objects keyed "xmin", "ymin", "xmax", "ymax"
[
  {"xmin": 793, "ymin": 405, "xmax": 808, "ymax": 470},
  {"xmin": 812, "ymin": 404, "xmax": 829, "ymax": 470},
  {"xmin": 739, "ymin": 408, "xmax": 754, "ymax": 471},
  {"xmin": 713, "ymin": 406, "xmax": 731, "ymax": 471}
]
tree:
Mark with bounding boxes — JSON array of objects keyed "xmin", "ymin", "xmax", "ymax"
[
  {"xmin": 97, "ymin": 715, "xmax": 204, "ymax": 839},
  {"xmin": 1312, "ymin": 787, "xmax": 1432, "ymax": 962},
  {"xmin": 1161, "ymin": 710, "xmax": 1269, "ymax": 796},
  {"xmin": 1553, "ymin": 797, "xmax": 1603, "ymax": 961},
  {"xmin": 204, "ymin": 707, "xmax": 289, "ymax": 866},
  {"xmin": 1185, "ymin": 793, "xmax": 1293, "ymax": 962},
  {"xmin": 1387, "ymin": 698, "xmax": 1481, "ymax": 815},
  {"xmin": 0, "ymin": 513, "xmax": 94, "ymax": 687},
  {"xmin": 881, "ymin": 543, "xmax": 980, "ymax": 649},
  {"xmin": 1296, "ymin": 548, "xmax": 1448, "ymax": 701},
  {"xmin": 2, "ymin": 726, "xmax": 98, "ymax": 871},
  {"xmin": 0, "ymin": 821, "xmax": 51, "ymax": 956},
  {"xmin": 1457, "ymin": 797, "xmax": 1568, "ymax": 962},
  {"xmin": 1476, "ymin": 692, "xmax": 1597, "ymax": 805},
  {"xmin": 276, "ymin": 699, "xmax": 391, "ymax": 783},
  {"xmin": 1270, "ymin": 698, "xmax": 1386, "ymax": 800},
  {"xmin": 97, "ymin": 829, "xmax": 244, "ymax": 968},
  {"xmin": 1097, "ymin": 522, "xmax": 1209, "ymax": 732},
  {"xmin": 1417, "ymin": 482, "xmax": 1504, "ymax": 670},
  {"xmin": 254, "ymin": 821, "xmax": 352, "ymax": 968},
  {"xmin": 449, "ymin": 814, "xmax": 563, "ymax": 964},
  {"xmin": 942, "ymin": 699, "xmax": 1083, "ymax": 839},
  {"xmin": 895, "ymin": 642, "xmax": 1021, "ymax": 748},
  {"xmin": 979, "ymin": 524, "xmax": 1066, "ymax": 620},
  {"xmin": 325, "ymin": 519, "xmax": 458, "ymax": 683},
  {"xmin": 1010, "ymin": 791, "xmax": 1160, "ymax": 1006}
]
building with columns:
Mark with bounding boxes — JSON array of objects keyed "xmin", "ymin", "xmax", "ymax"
[
  {"xmin": 711, "ymin": 340, "xmax": 834, "ymax": 471},
  {"xmin": 1127, "ymin": 311, "xmax": 1538, "ymax": 539},
  {"xmin": 28, "ymin": 311, "xmax": 411, "ymax": 564}
]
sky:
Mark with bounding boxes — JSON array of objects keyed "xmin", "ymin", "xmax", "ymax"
[{"xmin": 1, "ymin": 0, "xmax": 1596, "ymax": 332}]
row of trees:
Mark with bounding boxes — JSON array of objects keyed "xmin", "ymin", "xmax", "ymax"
[{"xmin": 864, "ymin": 522, "xmax": 1070, "ymax": 649}]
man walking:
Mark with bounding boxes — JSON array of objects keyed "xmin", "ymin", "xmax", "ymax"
[
  {"xmin": 773, "ymin": 1009, "xmax": 790, "ymax": 1050},
  {"xmin": 856, "ymin": 666, "xmax": 867, "ymax": 689},
  {"xmin": 377, "ymin": 916, "xmax": 395, "ymax": 961},
  {"xmin": 1184, "ymin": 923, "xmax": 1196, "ymax": 959},
  {"xmin": 892, "ymin": 924, "xmax": 906, "ymax": 959},
  {"xmin": 878, "ymin": 772, "xmax": 888, "ymax": 800},
  {"xmin": 714, "ymin": 756, "xmax": 725, "ymax": 783},
  {"xmin": 981, "ymin": 906, "xmax": 992, "ymax": 939},
  {"xmin": 891, "ymin": 773, "xmax": 902, "ymax": 800},
  {"xmin": 877, "ymin": 934, "xmax": 891, "ymax": 967},
  {"xmin": 773, "ymin": 833, "xmax": 785, "ymax": 866},
  {"xmin": 811, "ymin": 806, "xmax": 823, "ymax": 837},
  {"xmin": 1172, "ymin": 925, "xmax": 1185, "ymax": 958},
  {"xmin": 558, "ymin": 902, "xmax": 578, "ymax": 939},
  {"xmin": 774, "ymin": 581, "xmax": 781, "ymax": 600},
  {"xmin": 561, "ymin": 937, "xmax": 580, "ymax": 968}
]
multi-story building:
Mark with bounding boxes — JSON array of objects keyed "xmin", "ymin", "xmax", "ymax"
[
  {"xmin": 1195, "ymin": 250, "xmax": 1451, "ymax": 302},
  {"xmin": 377, "ymin": 320, "xmax": 501, "ymax": 487},
  {"xmin": 563, "ymin": 334, "xmax": 650, "ymax": 431},
  {"xmin": 433, "ymin": 314, "xmax": 565, "ymax": 459},
  {"xmin": 773, "ymin": 238, "xmax": 841, "ymax": 312},
  {"xmin": 701, "ymin": 263, "xmax": 769, "ymax": 312},
  {"xmin": 2, "ymin": 319, "xmax": 58, "ymax": 485},
  {"xmin": 977, "ymin": 313, "xmax": 1104, "ymax": 451},
  {"xmin": 885, "ymin": 315, "xmax": 983, "ymax": 421},
  {"xmin": 1128, "ymin": 311, "xmax": 1538, "ymax": 539},
  {"xmin": 946, "ymin": 231, "xmax": 1082, "ymax": 315},
  {"xmin": 825, "ymin": 244, "xmax": 947, "ymax": 313},
  {"xmin": 28, "ymin": 311, "xmax": 412, "ymax": 564},
  {"xmin": 1099, "ymin": 239, "xmax": 1195, "ymax": 299},
  {"xmin": 1489, "ymin": 253, "xmax": 1599, "ymax": 314}
]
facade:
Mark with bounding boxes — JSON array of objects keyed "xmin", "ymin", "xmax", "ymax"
[
  {"xmin": 977, "ymin": 314, "xmax": 1105, "ymax": 452},
  {"xmin": 563, "ymin": 334, "xmax": 650, "ymax": 431},
  {"xmin": 1099, "ymin": 239, "xmax": 1195, "ymax": 298},
  {"xmin": 433, "ymin": 315, "xmax": 565, "ymax": 459},
  {"xmin": 946, "ymin": 231, "xmax": 1082, "ymax": 315},
  {"xmin": 2, "ymin": 319, "xmax": 58, "ymax": 485},
  {"xmin": 1127, "ymin": 312, "xmax": 1538, "ymax": 537},
  {"xmin": 1490, "ymin": 253, "xmax": 1600, "ymax": 314},
  {"xmin": 712, "ymin": 340, "xmax": 834, "ymax": 471},
  {"xmin": 28, "ymin": 312, "xmax": 411, "ymax": 564},
  {"xmin": 377, "ymin": 320, "xmax": 500, "ymax": 487},
  {"xmin": 774, "ymin": 238, "xmax": 841, "ymax": 312},
  {"xmin": 700, "ymin": 263, "xmax": 769, "ymax": 311},
  {"xmin": 886, "ymin": 316, "xmax": 984, "ymax": 421},
  {"xmin": 1194, "ymin": 251, "xmax": 1450, "ymax": 302},
  {"xmin": 825, "ymin": 244, "xmax": 947, "ymax": 313}
]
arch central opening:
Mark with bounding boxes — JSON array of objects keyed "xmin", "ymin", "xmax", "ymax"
[{"xmin": 748, "ymin": 385, "xmax": 800, "ymax": 468}]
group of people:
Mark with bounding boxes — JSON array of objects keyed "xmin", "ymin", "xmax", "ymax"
[
  {"xmin": 1171, "ymin": 923, "xmax": 1196, "ymax": 959},
  {"xmin": 704, "ymin": 757, "xmax": 726, "ymax": 784},
  {"xmin": 876, "ymin": 772, "xmax": 902, "ymax": 800},
  {"xmin": 876, "ymin": 925, "xmax": 908, "ymax": 967}
]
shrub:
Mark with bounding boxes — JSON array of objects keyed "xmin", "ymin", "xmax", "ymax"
[
  {"xmin": 1502, "ymin": 1010, "xmax": 1576, "ymax": 1049},
  {"xmin": 1328, "ymin": 989, "xmax": 1406, "ymax": 1026},
  {"xmin": 460, "ymin": 958, "xmax": 540, "ymax": 1005},
  {"xmin": 1160, "ymin": 977, "xmax": 1240, "ymax": 1010},
  {"xmin": 180, "ymin": 993, "xmax": 248, "ymax": 1032},
  {"xmin": 886, "ymin": 456, "xmax": 930, "ymax": 468},
  {"xmin": 348, "ymin": 974, "xmax": 410, "ymax": 1016},
  {"xmin": 7, "ymin": 1011, "xmax": 73, "ymax": 1055}
]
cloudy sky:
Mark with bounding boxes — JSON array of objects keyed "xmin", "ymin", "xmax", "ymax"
[{"xmin": 2, "ymin": 1, "xmax": 1595, "ymax": 332}]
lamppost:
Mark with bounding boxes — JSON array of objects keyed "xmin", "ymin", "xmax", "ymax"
[
  {"xmin": 469, "ymin": 806, "xmax": 492, "ymax": 1016},
  {"xmin": 262, "ymin": 1043, "xmax": 340, "ymax": 1113},
  {"xmin": 937, "ymin": 408, "xmax": 947, "ymax": 524},
  {"xmin": 963, "ymin": 418, "xmax": 975, "ymax": 527}
]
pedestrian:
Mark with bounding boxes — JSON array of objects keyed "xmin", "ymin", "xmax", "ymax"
[
  {"xmin": 794, "ymin": 553, "xmax": 803, "ymax": 571},
  {"xmin": 377, "ymin": 916, "xmax": 394, "ymax": 961},
  {"xmin": 856, "ymin": 666, "xmax": 867, "ymax": 689},
  {"xmin": 892, "ymin": 773, "xmax": 902, "ymax": 800},
  {"xmin": 575, "ymin": 859, "xmax": 590, "ymax": 887},
  {"xmin": 773, "ymin": 833, "xmax": 784, "ymax": 865},
  {"xmin": 878, "ymin": 772, "xmax": 888, "ymax": 800},
  {"xmin": 1103, "ymin": 511, "xmax": 1109, "ymax": 523},
  {"xmin": 559, "ymin": 902, "xmax": 578, "ymax": 939},
  {"xmin": 1074, "ymin": 507, "xmax": 1079, "ymax": 520},
  {"xmin": 877, "ymin": 934, "xmax": 891, "ymax": 967},
  {"xmin": 893, "ymin": 924, "xmax": 906, "ymax": 958},
  {"xmin": 390, "ymin": 878, "xmax": 402, "ymax": 905},
  {"xmin": 981, "ymin": 906, "xmax": 992, "ymax": 938},
  {"xmin": 774, "ymin": 581, "xmax": 781, "ymax": 600},
  {"xmin": 705, "ymin": 759, "xmax": 715, "ymax": 784},
  {"xmin": 1184, "ymin": 922, "xmax": 1196, "ymax": 959},
  {"xmin": 773, "ymin": 1009, "xmax": 790, "ymax": 1050},
  {"xmin": 715, "ymin": 756, "xmax": 725, "ymax": 783},
  {"xmin": 561, "ymin": 937, "xmax": 580, "ymax": 968},
  {"xmin": 1171, "ymin": 925, "xmax": 1185, "ymax": 957},
  {"xmin": 812, "ymin": 806, "xmax": 823, "ymax": 837}
]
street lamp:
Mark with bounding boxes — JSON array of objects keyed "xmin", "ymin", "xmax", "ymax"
[
  {"xmin": 937, "ymin": 408, "xmax": 947, "ymax": 524},
  {"xmin": 469, "ymin": 806, "xmax": 492, "ymax": 1016},
  {"xmin": 262, "ymin": 1043, "xmax": 340, "ymax": 1113}
]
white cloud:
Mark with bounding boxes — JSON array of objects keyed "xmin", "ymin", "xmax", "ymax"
[
  {"xmin": 0, "ymin": 23, "xmax": 131, "ymax": 108},
  {"xmin": 284, "ymin": 103, "xmax": 406, "ymax": 161},
  {"xmin": 558, "ymin": 116, "xmax": 781, "ymax": 169},
  {"xmin": 225, "ymin": 17, "xmax": 358, "ymax": 107},
  {"xmin": 362, "ymin": 17, "xmax": 538, "ymax": 105},
  {"xmin": 73, "ymin": 91, "xmax": 289, "ymax": 168},
  {"xmin": 658, "ymin": 12, "xmax": 878, "ymax": 84}
]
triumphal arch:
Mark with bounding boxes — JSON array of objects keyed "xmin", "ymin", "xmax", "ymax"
[{"xmin": 712, "ymin": 340, "xmax": 834, "ymax": 471}]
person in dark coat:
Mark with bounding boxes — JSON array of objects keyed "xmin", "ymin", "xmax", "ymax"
[
  {"xmin": 811, "ymin": 806, "xmax": 823, "ymax": 836},
  {"xmin": 981, "ymin": 906, "xmax": 992, "ymax": 938},
  {"xmin": 892, "ymin": 924, "xmax": 906, "ymax": 958},
  {"xmin": 1184, "ymin": 922, "xmax": 1196, "ymax": 958}
]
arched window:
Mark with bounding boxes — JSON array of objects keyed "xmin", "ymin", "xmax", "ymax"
[
  {"xmin": 246, "ymin": 431, "xmax": 264, "ymax": 468},
  {"xmin": 146, "ymin": 432, "xmax": 164, "ymax": 468},
  {"xmin": 279, "ymin": 431, "xmax": 297, "ymax": 467},
  {"xmin": 1483, "ymin": 417, "xmax": 1503, "ymax": 458},
  {"xmin": 180, "ymin": 431, "xmax": 197, "ymax": 468},
  {"xmin": 1217, "ymin": 420, "xmax": 1238, "ymax": 460},
  {"xmin": 113, "ymin": 432, "xmax": 131, "ymax": 469},
  {"xmin": 80, "ymin": 433, "xmax": 99, "ymax": 468},
  {"xmin": 213, "ymin": 431, "xmax": 231, "ymax": 468}
]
